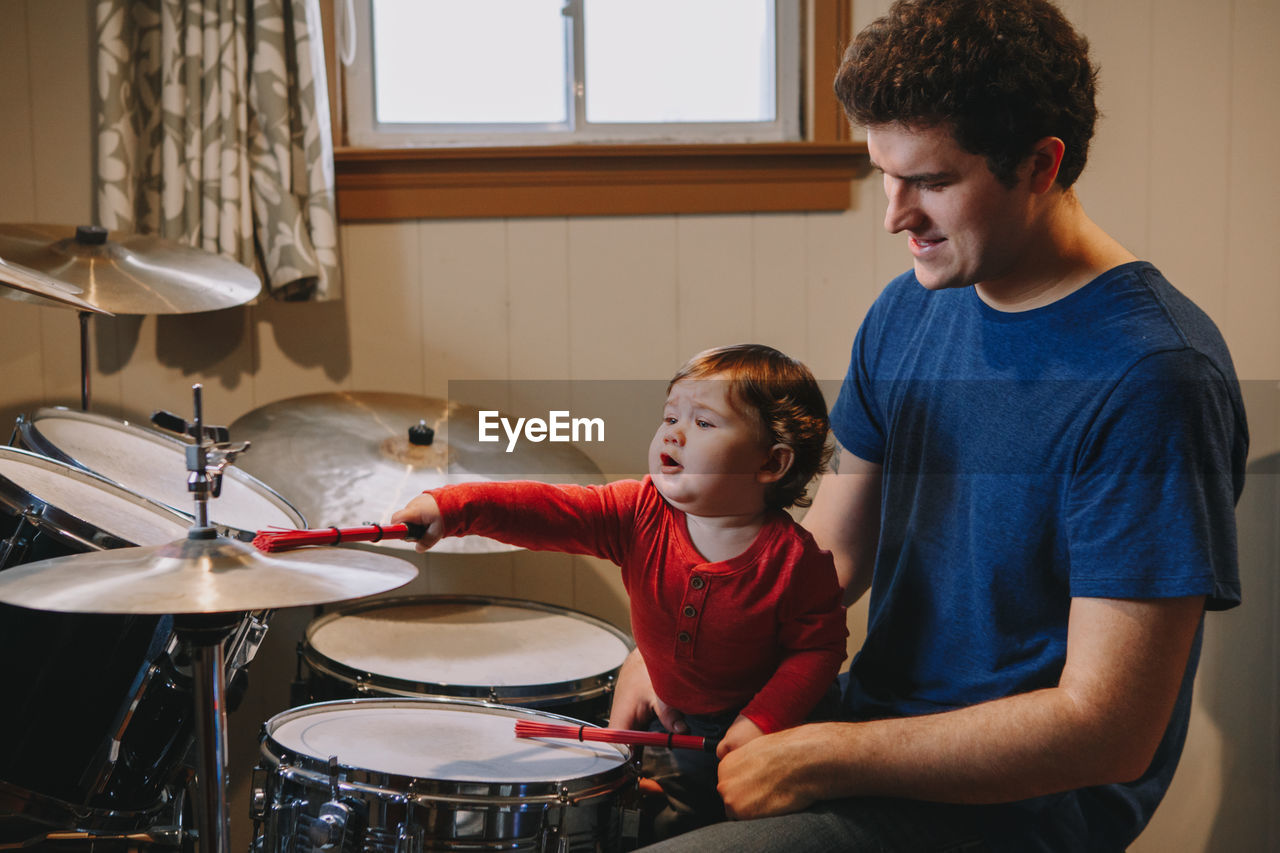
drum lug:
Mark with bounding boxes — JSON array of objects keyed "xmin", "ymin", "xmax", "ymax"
[
  {"xmin": 308, "ymin": 798, "xmax": 367, "ymax": 853},
  {"xmin": 8, "ymin": 413, "xmax": 26, "ymax": 447},
  {"xmin": 250, "ymin": 766, "xmax": 269, "ymax": 822},
  {"xmin": 394, "ymin": 817, "xmax": 424, "ymax": 853},
  {"xmin": 538, "ymin": 786, "xmax": 573, "ymax": 853},
  {"xmin": 274, "ymin": 801, "xmax": 305, "ymax": 853},
  {"xmin": 0, "ymin": 505, "xmax": 41, "ymax": 568}
]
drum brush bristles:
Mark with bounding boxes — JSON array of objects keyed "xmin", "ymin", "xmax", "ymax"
[
  {"xmin": 513, "ymin": 720, "xmax": 718, "ymax": 752},
  {"xmin": 253, "ymin": 522, "xmax": 426, "ymax": 552}
]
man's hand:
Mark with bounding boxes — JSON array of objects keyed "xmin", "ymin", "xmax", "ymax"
[
  {"xmin": 716, "ymin": 723, "xmax": 832, "ymax": 819},
  {"xmin": 607, "ymin": 648, "xmax": 687, "ymax": 734},
  {"xmin": 389, "ymin": 493, "xmax": 445, "ymax": 552},
  {"xmin": 714, "ymin": 714, "xmax": 764, "ymax": 759}
]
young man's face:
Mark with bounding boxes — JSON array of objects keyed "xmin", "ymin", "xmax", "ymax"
[
  {"xmin": 648, "ymin": 376, "xmax": 772, "ymax": 518},
  {"xmin": 867, "ymin": 123, "xmax": 1037, "ymax": 295}
]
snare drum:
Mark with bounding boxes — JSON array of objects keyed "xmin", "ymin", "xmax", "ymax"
[
  {"xmin": 0, "ymin": 447, "xmax": 250, "ymax": 814},
  {"xmin": 252, "ymin": 698, "xmax": 634, "ymax": 853},
  {"xmin": 14, "ymin": 406, "xmax": 306, "ymax": 537},
  {"xmin": 300, "ymin": 596, "xmax": 634, "ymax": 723}
]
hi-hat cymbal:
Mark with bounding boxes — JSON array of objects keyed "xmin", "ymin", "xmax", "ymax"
[
  {"xmin": 0, "ymin": 255, "xmax": 111, "ymax": 314},
  {"xmin": 0, "ymin": 534, "xmax": 416, "ymax": 615},
  {"xmin": 0, "ymin": 223, "xmax": 260, "ymax": 315},
  {"xmin": 230, "ymin": 392, "xmax": 607, "ymax": 555}
]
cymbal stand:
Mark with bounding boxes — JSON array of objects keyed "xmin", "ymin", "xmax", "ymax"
[
  {"xmin": 79, "ymin": 311, "xmax": 91, "ymax": 411},
  {"xmin": 169, "ymin": 384, "xmax": 249, "ymax": 853},
  {"xmin": 178, "ymin": 612, "xmax": 240, "ymax": 853}
]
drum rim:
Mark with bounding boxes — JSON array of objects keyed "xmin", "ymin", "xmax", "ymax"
[
  {"xmin": 300, "ymin": 594, "xmax": 635, "ymax": 704},
  {"xmin": 0, "ymin": 446, "xmax": 192, "ymax": 552},
  {"xmin": 259, "ymin": 697, "xmax": 634, "ymax": 805},
  {"xmin": 18, "ymin": 407, "xmax": 308, "ymax": 534}
]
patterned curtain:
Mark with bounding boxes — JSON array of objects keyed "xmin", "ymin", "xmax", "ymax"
[{"xmin": 95, "ymin": 0, "xmax": 341, "ymax": 301}]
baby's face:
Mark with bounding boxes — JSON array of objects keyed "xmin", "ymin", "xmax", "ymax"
[{"xmin": 648, "ymin": 375, "xmax": 772, "ymax": 518}]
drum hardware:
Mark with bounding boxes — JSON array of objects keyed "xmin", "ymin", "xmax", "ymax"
[
  {"xmin": 0, "ymin": 777, "xmax": 188, "ymax": 851},
  {"xmin": 0, "ymin": 387, "xmax": 417, "ymax": 853},
  {"xmin": 229, "ymin": 392, "xmax": 606, "ymax": 555},
  {"xmin": 0, "ymin": 222, "xmax": 262, "ymax": 411},
  {"xmin": 0, "ymin": 504, "xmax": 43, "ymax": 567},
  {"xmin": 394, "ymin": 807, "xmax": 424, "ymax": 853}
]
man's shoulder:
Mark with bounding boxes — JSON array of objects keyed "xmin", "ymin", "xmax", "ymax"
[{"xmin": 1091, "ymin": 262, "xmax": 1237, "ymax": 379}]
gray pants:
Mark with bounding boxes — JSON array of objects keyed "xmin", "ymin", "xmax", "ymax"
[{"xmin": 637, "ymin": 797, "xmax": 988, "ymax": 852}]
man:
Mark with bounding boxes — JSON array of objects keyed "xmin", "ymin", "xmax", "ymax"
[{"xmin": 611, "ymin": 1, "xmax": 1248, "ymax": 850}]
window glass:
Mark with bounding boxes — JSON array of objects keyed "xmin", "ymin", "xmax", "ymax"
[
  {"xmin": 583, "ymin": 0, "xmax": 776, "ymax": 124},
  {"xmin": 345, "ymin": 0, "xmax": 798, "ymax": 146},
  {"xmin": 371, "ymin": 0, "xmax": 568, "ymax": 125}
]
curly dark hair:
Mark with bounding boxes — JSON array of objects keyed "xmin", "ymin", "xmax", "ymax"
[
  {"xmin": 669, "ymin": 344, "xmax": 832, "ymax": 510},
  {"xmin": 834, "ymin": 0, "xmax": 1099, "ymax": 188}
]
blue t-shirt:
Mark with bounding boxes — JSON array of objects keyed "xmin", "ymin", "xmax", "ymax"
[{"xmin": 830, "ymin": 262, "xmax": 1247, "ymax": 851}]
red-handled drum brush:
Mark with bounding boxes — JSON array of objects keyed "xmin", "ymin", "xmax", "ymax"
[
  {"xmin": 513, "ymin": 719, "xmax": 719, "ymax": 752},
  {"xmin": 252, "ymin": 522, "xmax": 426, "ymax": 552}
]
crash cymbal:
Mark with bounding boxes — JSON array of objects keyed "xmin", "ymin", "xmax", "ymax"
[
  {"xmin": 0, "ymin": 223, "xmax": 260, "ymax": 315},
  {"xmin": 0, "ymin": 533, "xmax": 416, "ymax": 615},
  {"xmin": 230, "ymin": 392, "xmax": 607, "ymax": 555},
  {"xmin": 0, "ymin": 255, "xmax": 110, "ymax": 314}
]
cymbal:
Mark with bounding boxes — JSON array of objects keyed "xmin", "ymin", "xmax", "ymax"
[
  {"xmin": 230, "ymin": 392, "xmax": 607, "ymax": 555},
  {"xmin": 0, "ymin": 255, "xmax": 111, "ymax": 314},
  {"xmin": 0, "ymin": 534, "xmax": 416, "ymax": 615},
  {"xmin": 0, "ymin": 223, "xmax": 260, "ymax": 315}
]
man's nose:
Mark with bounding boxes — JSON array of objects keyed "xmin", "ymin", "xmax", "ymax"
[{"xmin": 883, "ymin": 178, "xmax": 922, "ymax": 234}]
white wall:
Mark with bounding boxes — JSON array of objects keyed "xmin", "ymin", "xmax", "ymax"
[{"xmin": 0, "ymin": 1, "xmax": 1276, "ymax": 851}]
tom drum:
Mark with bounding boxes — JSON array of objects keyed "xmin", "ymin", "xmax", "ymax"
[{"xmin": 300, "ymin": 595, "xmax": 634, "ymax": 724}]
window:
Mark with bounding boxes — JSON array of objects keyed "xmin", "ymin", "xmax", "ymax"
[
  {"xmin": 325, "ymin": 0, "xmax": 865, "ymax": 220},
  {"xmin": 343, "ymin": 0, "xmax": 799, "ymax": 147}
]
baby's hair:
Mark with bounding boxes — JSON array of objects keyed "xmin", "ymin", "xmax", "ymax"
[{"xmin": 670, "ymin": 344, "xmax": 832, "ymax": 509}]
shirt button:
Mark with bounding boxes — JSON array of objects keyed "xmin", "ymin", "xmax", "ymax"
[
  {"xmin": 677, "ymin": 631, "xmax": 691, "ymax": 643},
  {"xmin": 682, "ymin": 605, "xmax": 696, "ymax": 618},
  {"xmin": 690, "ymin": 576, "xmax": 705, "ymax": 590}
]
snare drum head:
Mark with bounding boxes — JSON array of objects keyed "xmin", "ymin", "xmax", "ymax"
[
  {"xmin": 304, "ymin": 596, "xmax": 633, "ymax": 699},
  {"xmin": 266, "ymin": 699, "xmax": 628, "ymax": 785},
  {"xmin": 21, "ymin": 408, "xmax": 304, "ymax": 535},
  {"xmin": 0, "ymin": 447, "xmax": 191, "ymax": 549}
]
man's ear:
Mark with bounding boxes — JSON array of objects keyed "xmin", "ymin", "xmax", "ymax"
[
  {"xmin": 1027, "ymin": 136, "xmax": 1066, "ymax": 194},
  {"xmin": 758, "ymin": 444, "xmax": 795, "ymax": 484}
]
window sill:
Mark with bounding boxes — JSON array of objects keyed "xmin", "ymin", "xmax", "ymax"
[{"xmin": 334, "ymin": 142, "xmax": 869, "ymax": 221}]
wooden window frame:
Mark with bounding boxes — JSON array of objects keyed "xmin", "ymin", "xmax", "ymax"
[{"xmin": 325, "ymin": 1, "xmax": 866, "ymax": 221}]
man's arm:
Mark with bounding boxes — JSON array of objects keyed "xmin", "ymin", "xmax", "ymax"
[
  {"xmin": 802, "ymin": 446, "xmax": 882, "ymax": 606},
  {"xmin": 716, "ymin": 593, "xmax": 1205, "ymax": 818}
]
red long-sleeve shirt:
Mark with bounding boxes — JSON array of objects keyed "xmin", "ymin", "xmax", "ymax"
[{"xmin": 429, "ymin": 477, "xmax": 848, "ymax": 733}]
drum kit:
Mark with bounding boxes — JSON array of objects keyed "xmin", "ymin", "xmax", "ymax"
[{"xmin": 0, "ymin": 228, "xmax": 636, "ymax": 852}]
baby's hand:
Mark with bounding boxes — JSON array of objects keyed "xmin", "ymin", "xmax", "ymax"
[
  {"xmin": 390, "ymin": 494, "xmax": 444, "ymax": 552},
  {"xmin": 715, "ymin": 714, "xmax": 764, "ymax": 759}
]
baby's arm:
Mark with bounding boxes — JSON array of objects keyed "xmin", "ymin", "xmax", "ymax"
[
  {"xmin": 731, "ymin": 548, "xmax": 848, "ymax": 748},
  {"xmin": 390, "ymin": 480, "xmax": 639, "ymax": 561},
  {"xmin": 390, "ymin": 493, "xmax": 444, "ymax": 553},
  {"xmin": 716, "ymin": 715, "xmax": 766, "ymax": 758}
]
